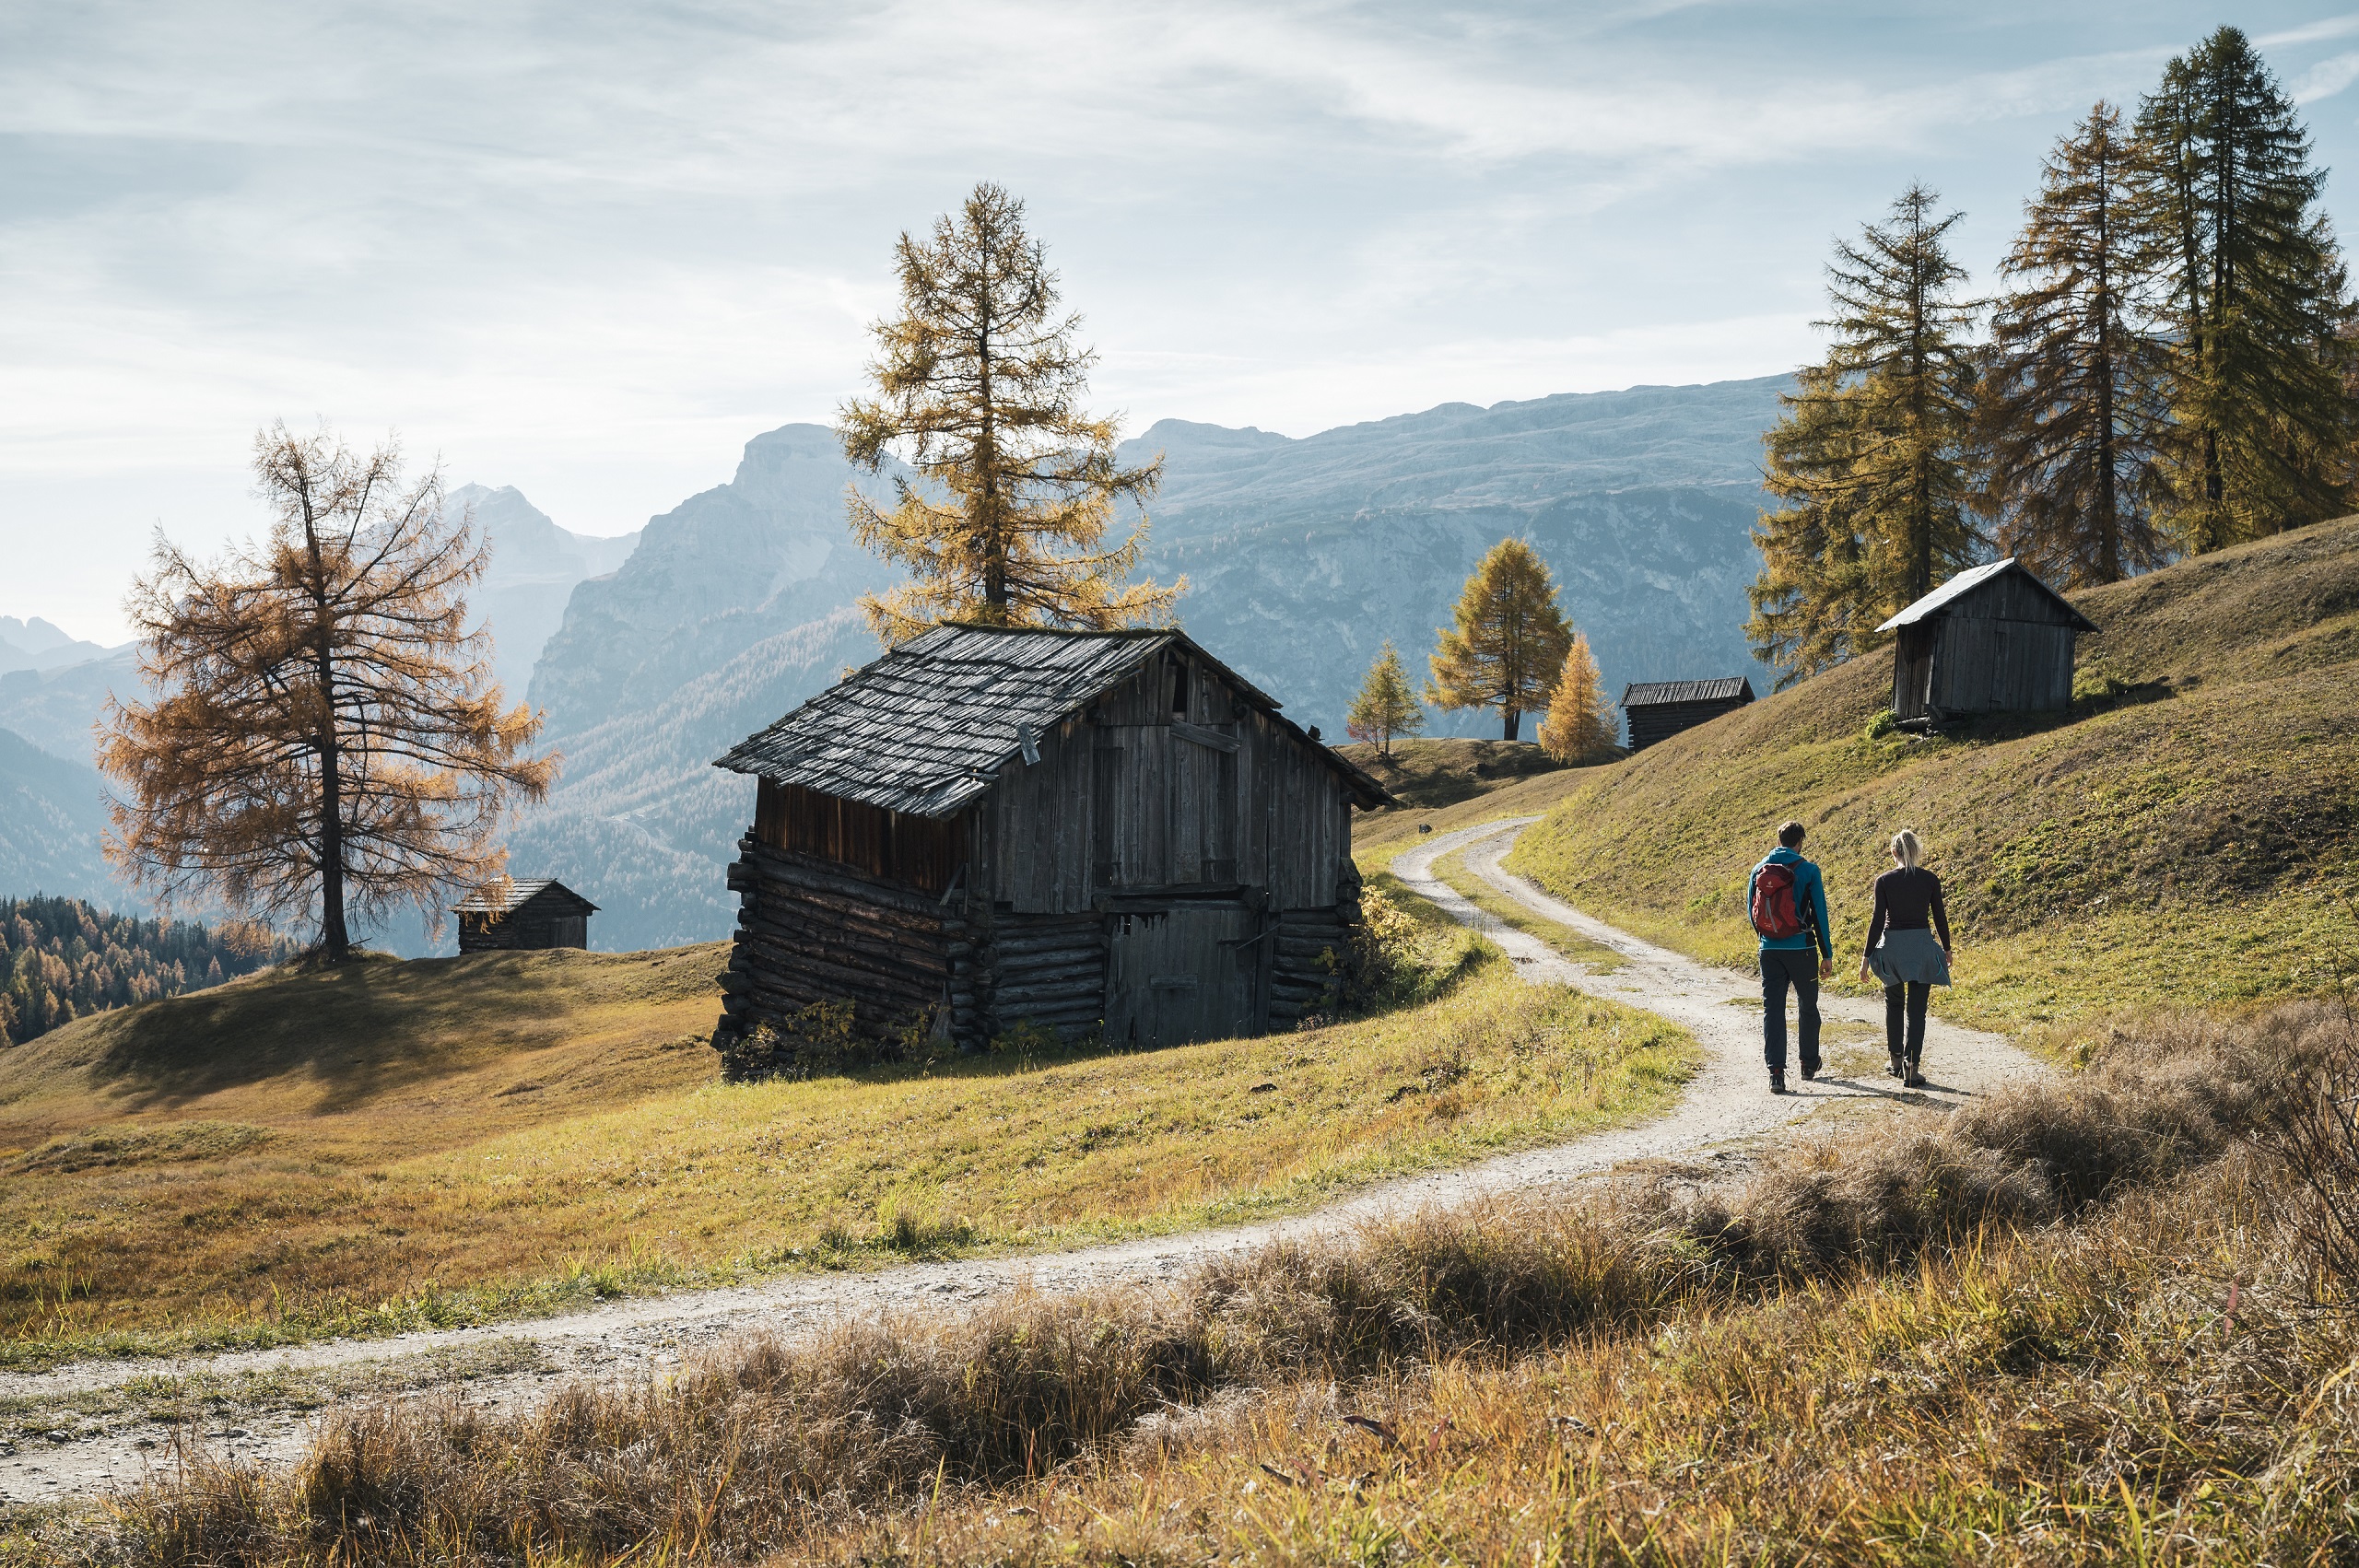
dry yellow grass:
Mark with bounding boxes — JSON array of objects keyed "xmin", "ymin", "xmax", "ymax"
[{"xmin": 0, "ymin": 930, "xmax": 1693, "ymax": 1362}]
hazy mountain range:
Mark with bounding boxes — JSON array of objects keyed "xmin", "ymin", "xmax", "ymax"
[{"xmin": 0, "ymin": 374, "xmax": 1788, "ymax": 952}]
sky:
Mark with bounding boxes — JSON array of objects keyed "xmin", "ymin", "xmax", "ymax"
[{"xmin": 5, "ymin": 1, "xmax": 2359, "ymax": 641}]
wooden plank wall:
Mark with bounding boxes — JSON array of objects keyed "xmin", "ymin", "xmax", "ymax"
[
  {"xmin": 1626, "ymin": 696, "xmax": 1748, "ymax": 750},
  {"xmin": 1931, "ymin": 618, "xmax": 2075, "ymax": 713}
]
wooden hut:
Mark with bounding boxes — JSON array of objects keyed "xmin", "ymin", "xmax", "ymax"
[
  {"xmin": 709, "ymin": 625, "xmax": 1392, "ymax": 1065},
  {"xmin": 1621, "ymin": 677, "xmax": 1755, "ymax": 750},
  {"xmin": 455, "ymin": 878, "xmax": 598, "ymax": 953},
  {"xmin": 1878, "ymin": 559, "xmax": 2097, "ymax": 727}
]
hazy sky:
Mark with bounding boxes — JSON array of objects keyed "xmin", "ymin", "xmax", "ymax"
[{"xmin": 6, "ymin": 1, "xmax": 2358, "ymax": 639}]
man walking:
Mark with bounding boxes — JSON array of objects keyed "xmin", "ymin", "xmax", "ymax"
[{"xmin": 1748, "ymin": 819, "xmax": 1832, "ymax": 1094}]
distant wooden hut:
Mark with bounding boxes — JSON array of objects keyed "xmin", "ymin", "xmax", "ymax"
[
  {"xmin": 709, "ymin": 625, "xmax": 1392, "ymax": 1067},
  {"xmin": 455, "ymin": 879, "xmax": 598, "ymax": 953},
  {"xmin": 1621, "ymin": 677, "xmax": 1755, "ymax": 750},
  {"xmin": 1877, "ymin": 559, "xmax": 2097, "ymax": 727}
]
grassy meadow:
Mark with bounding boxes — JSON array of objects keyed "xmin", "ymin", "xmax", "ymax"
[
  {"xmin": 80, "ymin": 1002, "xmax": 2351, "ymax": 1567},
  {"xmin": 1504, "ymin": 518, "xmax": 2359, "ymax": 1036},
  {"xmin": 0, "ymin": 912, "xmax": 1694, "ymax": 1361}
]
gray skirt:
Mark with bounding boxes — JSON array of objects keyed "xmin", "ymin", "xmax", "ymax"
[{"xmin": 1868, "ymin": 927, "xmax": 1952, "ymax": 988}]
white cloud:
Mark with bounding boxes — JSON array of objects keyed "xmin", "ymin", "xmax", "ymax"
[{"xmin": 2294, "ymin": 50, "xmax": 2359, "ymax": 103}]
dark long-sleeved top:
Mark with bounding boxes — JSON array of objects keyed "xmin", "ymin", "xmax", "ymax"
[{"xmin": 1865, "ymin": 866, "xmax": 1950, "ymax": 952}]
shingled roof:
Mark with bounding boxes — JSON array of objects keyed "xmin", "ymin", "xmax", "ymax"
[
  {"xmin": 714, "ymin": 624, "xmax": 1390, "ymax": 818},
  {"xmin": 1621, "ymin": 677, "xmax": 1755, "ymax": 708},
  {"xmin": 452, "ymin": 878, "xmax": 599, "ymax": 915}
]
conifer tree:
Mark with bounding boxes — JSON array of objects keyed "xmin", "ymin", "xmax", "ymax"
[
  {"xmin": 1980, "ymin": 102, "xmax": 2169, "ymax": 586},
  {"xmin": 1537, "ymin": 634, "xmax": 1617, "ymax": 763},
  {"xmin": 1344, "ymin": 641, "xmax": 1424, "ymax": 755},
  {"xmin": 1425, "ymin": 539, "xmax": 1573, "ymax": 741},
  {"xmin": 99, "ymin": 425, "xmax": 554, "ymax": 961},
  {"xmin": 839, "ymin": 182, "xmax": 1180, "ymax": 641},
  {"xmin": 2134, "ymin": 27, "xmax": 2357, "ymax": 552},
  {"xmin": 1748, "ymin": 185, "xmax": 1983, "ymax": 685}
]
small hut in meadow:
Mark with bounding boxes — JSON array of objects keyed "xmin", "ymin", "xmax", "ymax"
[
  {"xmin": 708, "ymin": 624, "xmax": 1391, "ymax": 1066},
  {"xmin": 1877, "ymin": 558, "xmax": 2097, "ymax": 727},
  {"xmin": 454, "ymin": 879, "xmax": 599, "ymax": 953},
  {"xmin": 1621, "ymin": 677, "xmax": 1755, "ymax": 750}
]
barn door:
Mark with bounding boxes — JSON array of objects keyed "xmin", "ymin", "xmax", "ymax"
[{"xmin": 1105, "ymin": 906, "xmax": 1254, "ymax": 1047}]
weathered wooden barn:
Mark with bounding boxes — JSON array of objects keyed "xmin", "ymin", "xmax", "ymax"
[
  {"xmin": 709, "ymin": 625, "xmax": 1392, "ymax": 1064},
  {"xmin": 1621, "ymin": 677, "xmax": 1755, "ymax": 750},
  {"xmin": 454, "ymin": 878, "xmax": 598, "ymax": 953},
  {"xmin": 1878, "ymin": 558, "xmax": 2097, "ymax": 727}
]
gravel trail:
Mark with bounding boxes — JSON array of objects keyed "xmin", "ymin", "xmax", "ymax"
[{"xmin": 1, "ymin": 817, "xmax": 2044, "ymax": 1504}]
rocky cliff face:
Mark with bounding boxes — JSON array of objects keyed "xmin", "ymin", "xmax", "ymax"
[
  {"xmin": 1124, "ymin": 375, "xmax": 1787, "ymax": 736},
  {"xmin": 451, "ymin": 485, "xmax": 640, "ymax": 699},
  {"xmin": 526, "ymin": 424, "xmax": 899, "ymax": 740}
]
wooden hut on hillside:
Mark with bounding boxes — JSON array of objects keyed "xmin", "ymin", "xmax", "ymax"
[
  {"xmin": 1621, "ymin": 677, "xmax": 1755, "ymax": 750},
  {"xmin": 1878, "ymin": 559, "xmax": 2097, "ymax": 728},
  {"xmin": 709, "ymin": 625, "xmax": 1392, "ymax": 1068},
  {"xmin": 455, "ymin": 879, "xmax": 598, "ymax": 953}
]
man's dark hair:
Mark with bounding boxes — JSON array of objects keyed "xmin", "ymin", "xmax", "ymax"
[{"xmin": 1778, "ymin": 820, "xmax": 1807, "ymax": 848}]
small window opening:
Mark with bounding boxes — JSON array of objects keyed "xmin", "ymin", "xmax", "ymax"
[{"xmin": 1170, "ymin": 662, "xmax": 1189, "ymax": 718}]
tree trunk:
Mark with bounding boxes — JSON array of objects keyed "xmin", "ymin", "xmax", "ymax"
[
  {"xmin": 303, "ymin": 513, "xmax": 351, "ymax": 962},
  {"xmin": 1502, "ymin": 708, "xmax": 1520, "ymax": 742}
]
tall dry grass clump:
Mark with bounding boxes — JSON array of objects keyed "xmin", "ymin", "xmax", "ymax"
[{"xmin": 98, "ymin": 1002, "xmax": 2352, "ymax": 1567}]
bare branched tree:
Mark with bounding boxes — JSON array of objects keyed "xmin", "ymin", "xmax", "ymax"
[{"xmin": 99, "ymin": 423, "xmax": 557, "ymax": 960}]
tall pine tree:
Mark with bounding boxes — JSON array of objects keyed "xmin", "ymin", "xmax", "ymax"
[
  {"xmin": 1980, "ymin": 102, "xmax": 2169, "ymax": 586},
  {"xmin": 1537, "ymin": 634, "xmax": 1617, "ymax": 763},
  {"xmin": 1426, "ymin": 539, "xmax": 1573, "ymax": 742},
  {"xmin": 1748, "ymin": 185, "xmax": 1983, "ymax": 685},
  {"xmin": 838, "ymin": 183, "xmax": 1180, "ymax": 640},
  {"xmin": 1345, "ymin": 642, "xmax": 1424, "ymax": 755},
  {"xmin": 2134, "ymin": 27, "xmax": 2356, "ymax": 553}
]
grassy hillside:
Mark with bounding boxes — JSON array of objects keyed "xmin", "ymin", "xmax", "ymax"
[
  {"xmin": 1338, "ymin": 737, "xmax": 1572, "ymax": 812},
  {"xmin": 0, "ymin": 925, "xmax": 1691, "ymax": 1360},
  {"xmin": 1505, "ymin": 517, "xmax": 2359, "ymax": 1035}
]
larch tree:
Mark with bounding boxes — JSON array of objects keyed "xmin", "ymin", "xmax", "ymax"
[
  {"xmin": 1748, "ymin": 184, "xmax": 1983, "ymax": 686},
  {"xmin": 1344, "ymin": 641, "xmax": 1425, "ymax": 755},
  {"xmin": 2134, "ymin": 27, "xmax": 2356, "ymax": 554},
  {"xmin": 99, "ymin": 425, "xmax": 555, "ymax": 962},
  {"xmin": 838, "ymin": 181, "xmax": 1180, "ymax": 642},
  {"xmin": 1537, "ymin": 633, "xmax": 1617, "ymax": 763},
  {"xmin": 1425, "ymin": 539, "xmax": 1573, "ymax": 742},
  {"xmin": 1979, "ymin": 101, "xmax": 2170, "ymax": 587}
]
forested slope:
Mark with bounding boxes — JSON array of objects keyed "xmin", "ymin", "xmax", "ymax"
[{"xmin": 1506, "ymin": 516, "xmax": 2359, "ymax": 1034}]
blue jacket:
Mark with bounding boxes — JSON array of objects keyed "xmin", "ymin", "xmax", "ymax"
[{"xmin": 1749, "ymin": 846, "xmax": 1831, "ymax": 958}]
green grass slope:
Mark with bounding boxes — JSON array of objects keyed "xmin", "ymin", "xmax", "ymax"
[{"xmin": 1507, "ymin": 517, "xmax": 2359, "ymax": 1036}]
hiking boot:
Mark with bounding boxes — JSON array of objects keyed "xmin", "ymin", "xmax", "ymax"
[
  {"xmin": 1769, "ymin": 1071, "xmax": 1788, "ymax": 1095},
  {"xmin": 1887, "ymin": 1053, "xmax": 1905, "ymax": 1079},
  {"xmin": 1905, "ymin": 1060, "xmax": 1926, "ymax": 1088},
  {"xmin": 1801, "ymin": 1061, "xmax": 1821, "ymax": 1082}
]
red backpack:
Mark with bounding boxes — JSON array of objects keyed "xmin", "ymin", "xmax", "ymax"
[{"xmin": 1751, "ymin": 862, "xmax": 1807, "ymax": 941}]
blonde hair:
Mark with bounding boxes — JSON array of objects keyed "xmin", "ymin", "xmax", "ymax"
[{"xmin": 1891, "ymin": 828, "xmax": 1924, "ymax": 869}]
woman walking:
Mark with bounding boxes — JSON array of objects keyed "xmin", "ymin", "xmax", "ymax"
[{"xmin": 1859, "ymin": 828, "xmax": 1951, "ymax": 1087}]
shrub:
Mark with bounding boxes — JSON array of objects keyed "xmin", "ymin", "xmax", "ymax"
[
  {"xmin": 1320, "ymin": 887, "xmax": 1474, "ymax": 1015},
  {"xmin": 1861, "ymin": 708, "xmax": 1897, "ymax": 741},
  {"xmin": 716, "ymin": 999, "xmax": 861, "ymax": 1082}
]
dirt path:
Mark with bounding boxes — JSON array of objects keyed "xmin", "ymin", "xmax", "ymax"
[{"xmin": 2, "ymin": 818, "xmax": 2044, "ymax": 1505}]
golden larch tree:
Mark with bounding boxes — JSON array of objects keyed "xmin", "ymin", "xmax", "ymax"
[
  {"xmin": 99, "ymin": 424, "xmax": 556, "ymax": 961},
  {"xmin": 1344, "ymin": 641, "xmax": 1424, "ymax": 755},
  {"xmin": 1425, "ymin": 539, "xmax": 1573, "ymax": 741},
  {"xmin": 1538, "ymin": 634, "xmax": 1618, "ymax": 762},
  {"xmin": 838, "ymin": 181, "xmax": 1180, "ymax": 642}
]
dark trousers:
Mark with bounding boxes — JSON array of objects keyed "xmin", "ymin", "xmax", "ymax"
[
  {"xmin": 1885, "ymin": 982, "xmax": 1931, "ymax": 1064},
  {"xmin": 1760, "ymin": 949, "xmax": 1821, "ymax": 1074}
]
